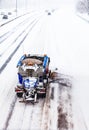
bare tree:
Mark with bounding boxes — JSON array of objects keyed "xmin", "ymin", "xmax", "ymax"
[{"xmin": 76, "ymin": 0, "xmax": 88, "ymax": 13}]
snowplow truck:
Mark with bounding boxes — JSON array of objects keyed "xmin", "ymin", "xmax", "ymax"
[{"xmin": 15, "ymin": 54, "xmax": 50, "ymax": 102}]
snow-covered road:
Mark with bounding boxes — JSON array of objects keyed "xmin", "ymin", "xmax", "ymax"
[{"xmin": 0, "ymin": 3, "xmax": 89, "ymax": 130}]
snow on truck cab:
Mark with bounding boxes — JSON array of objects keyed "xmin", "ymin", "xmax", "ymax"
[{"xmin": 15, "ymin": 54, "xmax": 50, "ymax": 102}]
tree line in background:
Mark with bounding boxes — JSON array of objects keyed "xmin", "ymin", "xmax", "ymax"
[{"xmin": 76, "ymin": 0, "xmax": 89, "ymax": 13}]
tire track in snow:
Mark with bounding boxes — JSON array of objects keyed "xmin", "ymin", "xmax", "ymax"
[
  {"xmin": 0, "ymin": 17, "xmax": 41, "ymax": 74},
  {"xmin": 0, "ymin": 13, "xmax": 40, "ymax": 44},
  {"xmin": 6, "ymin": 98, "xmax": 45, "ymax": 130},
  {"xmin": 3, "ymin": 96, "xmax": 17, "ymax": 130},
  {"xmin": 41, "ymin": 85, "xmax": 50, "ymax": 130},
  {"xmin": 29, "ymin": 99, "xmax": 45, "ymax": 130},
  {"xmin": 6, "ymin": 98, "xmax": 26, "ymax": 130},
  {"xmin": 48, "ymin": 83, "xmax": 59, "ymax": 130},
  {"xmin": 0, "ymin": 16, "xmax": 40, "ymax": 56},
  {"xmin": 0, "ymin": 12, "xmax": 32, "ymax": 27},
  {"xmin": 41, "ymin": 83, "xmax": 59, "ymax": 130},
  {"xmin": 50, "ymin": 72, "xmax": 73, "ymax": 130},
  {"xmin": 57, "ymin": 76, "xmax": 73, "ymax": 130},
  {"xmin": 5, "ymin": 83, "xmax": 58, "ymax": 130}
]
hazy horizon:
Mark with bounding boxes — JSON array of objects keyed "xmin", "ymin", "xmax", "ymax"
[{"xmin": 0, "ymin": 0, "xmax": 75, "ymax": 10}]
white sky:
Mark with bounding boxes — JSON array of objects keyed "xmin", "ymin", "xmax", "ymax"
[{"xmin": 0, "ymin": 0, "xmax": 76, "ymax": 9}]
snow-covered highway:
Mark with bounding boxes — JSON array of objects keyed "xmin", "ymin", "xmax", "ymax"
[{"xmin": 0, "ymin": 2, "xmax": 89, "ymax": 130}]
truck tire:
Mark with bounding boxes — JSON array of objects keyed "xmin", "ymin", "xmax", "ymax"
[{"xmin": 16, "ymin": 93, "xmax": 23, "ymax": 98}]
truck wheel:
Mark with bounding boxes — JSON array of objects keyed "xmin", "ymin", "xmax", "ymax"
[
  {"xmin": 16, "ymin": 93, "xmax": 23, "ymax": 98},
  {"xmin": 49, "ymin": 70, "xmax": 51, "ymax": 78},
  {"xmin": 43, "ymin": 93, "xmax": 46, "ymax": 98}
]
